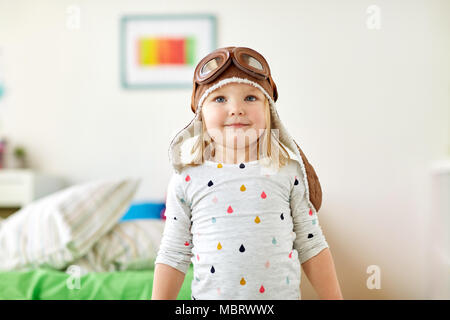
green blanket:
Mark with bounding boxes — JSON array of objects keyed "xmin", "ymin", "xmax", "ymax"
[{"xmin": 0, "ymin": 265, "xmax": 193, "ymax": 300}]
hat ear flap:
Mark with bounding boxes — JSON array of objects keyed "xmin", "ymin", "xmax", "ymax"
[
  {"xmin": 293, "ymin": 140, "xmax": 322, "ymax": 212},
  {"xmin": 191, "ymin": 82, "xmax": 198, "ymax": 113},
  {"xmin": 269, "ymin": 77, "xmax": 278, "ymax": 102}
]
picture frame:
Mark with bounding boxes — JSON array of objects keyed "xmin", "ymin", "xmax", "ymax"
[{"xmin": 120, "ymin": 14, "xmax": 217, "ymax": 89}]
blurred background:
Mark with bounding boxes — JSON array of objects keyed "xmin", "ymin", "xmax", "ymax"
[{"xmin": 0, "ymin": 0, "xmax": 448, "ymax": 300}]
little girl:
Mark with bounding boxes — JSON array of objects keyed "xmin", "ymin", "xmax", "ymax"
[{"xmin": 152, "ymin": 46, "xmax": 342, "ymax": 300}]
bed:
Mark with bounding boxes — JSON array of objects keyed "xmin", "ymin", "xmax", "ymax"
[
  {"xmin": 0, "ymin": 177, "xmax": 192, "ymax": 300},
  {"xmin": 0, "ymin": 264, "xmax": 193, "ymax": 300}
]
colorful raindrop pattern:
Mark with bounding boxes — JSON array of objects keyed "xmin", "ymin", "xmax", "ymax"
[{"xmin": 176, "ymin": 163, "xmax": 317, "ymax": 297}]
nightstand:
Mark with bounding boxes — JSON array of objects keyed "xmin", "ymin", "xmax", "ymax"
[{"xmin": 0, "ymin": 169, "xmax": 66, "ymax": 219}]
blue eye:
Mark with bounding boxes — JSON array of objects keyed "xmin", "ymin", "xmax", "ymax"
[{"xmin": 213, "ymin": 95, "xmax": 257, "ymax": 103}]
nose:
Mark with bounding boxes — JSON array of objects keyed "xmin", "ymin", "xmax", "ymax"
[{"xmin": 228, "ymin": 100, "xmax": 245, "ymax": 116}]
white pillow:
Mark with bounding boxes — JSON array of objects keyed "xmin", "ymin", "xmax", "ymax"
[
  {"xmin": 0, "ymin": 178, "xmax": 140, "ymax": 271},
  {"xmin": 69, "ymin": 219, "xmax": 165, "ymax": 275}
]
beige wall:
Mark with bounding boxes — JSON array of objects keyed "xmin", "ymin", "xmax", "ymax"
[{"xmin": 0, "ymin": 0, "xmax": 448, "ymax": 299}]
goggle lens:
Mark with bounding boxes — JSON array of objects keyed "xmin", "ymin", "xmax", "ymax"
[
  {"xmin": 241, "ymin": 53, "xmax": 264, "ymax": 71},
  {"xmin": 200, "ymin": 57, "xmax": 222, "ymax": 77}
]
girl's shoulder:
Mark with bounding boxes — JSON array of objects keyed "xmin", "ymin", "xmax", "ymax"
[
  {"xmin": 279, "ymin": 157, "xmax": 304, "ymax": 177},
  {"xmin": 276, "ymin": 158, "xmax": 308, "ymax": 191},
  {"xmin": 171, "ymin": 162, "xmax": 210, "ymax": 183}
]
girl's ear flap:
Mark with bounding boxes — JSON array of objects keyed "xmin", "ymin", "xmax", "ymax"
[
  {"xmin": 269, "ymin": 77, "xmax": 278, "ymax": 102},
  {"xmin": 293, "ymin": 140, "xmax": 322, "ymax": 212},
  {"xmin": 191, "ymin": 82, "xmax": 198, "ymax": 113}
]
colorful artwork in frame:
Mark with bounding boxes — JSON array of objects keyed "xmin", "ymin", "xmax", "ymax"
[{"xmin": 120, "ymin": 14, "xmax": 217, "ymax": 89}]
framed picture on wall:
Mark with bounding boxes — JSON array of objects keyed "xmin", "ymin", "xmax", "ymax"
[{"xmin": 120, "ymin": 14, "xmax": 217, "ymax": 89}]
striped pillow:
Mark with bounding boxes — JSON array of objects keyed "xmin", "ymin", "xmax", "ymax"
[
  {"xmin": 0, "ymin": 178, "xmax": 140, "ymax": 271},
  {"xmin": 69, "ymin": 219, "xmax": 166, "ymax": 275}
]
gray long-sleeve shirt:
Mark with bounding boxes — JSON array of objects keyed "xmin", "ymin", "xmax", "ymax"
[{"xmin": 155, "ymin": 158, "xmax": 329, "ymax": 300}]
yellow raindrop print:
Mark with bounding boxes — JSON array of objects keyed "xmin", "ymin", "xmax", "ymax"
[
  {"xmin": 240, "ymin": 277, "xmax": 246, "ymax": 285},
  {"xmin": 254, "ymin": 216, "xmax": 261, "ymax": 224},
  {"xmin": 217, "ymin": 163, "xmax": 223, "ymax": 168},
  {"xmin": 240, "ymin": 185, "xmax": 246, "ymax": 192},
  {"xmin": 217, "ymin": 242, "xmax": 222, "ymax": 250}
]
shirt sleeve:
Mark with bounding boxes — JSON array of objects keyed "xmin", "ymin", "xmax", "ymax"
[
  {"xmin": 154, "ymin": 172, "xmax": 193, "ymax": 274},
  {"xmin": 290, "ymin": 162, "xmax": 329, "ymax": 265}
]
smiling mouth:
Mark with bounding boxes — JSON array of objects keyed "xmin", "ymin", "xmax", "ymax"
[{"xmin": 225, "ymin": 124, "xmax": 250, "ymax": 128}]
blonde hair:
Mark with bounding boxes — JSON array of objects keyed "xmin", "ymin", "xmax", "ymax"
[{"xmin": 185, "ymin": 98, "xmax": 290, "ymax": 169}]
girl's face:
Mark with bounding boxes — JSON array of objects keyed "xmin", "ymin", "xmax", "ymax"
[{"xmin": 202, "ymin": 83, "xmax": 267, "ymax": 151}]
